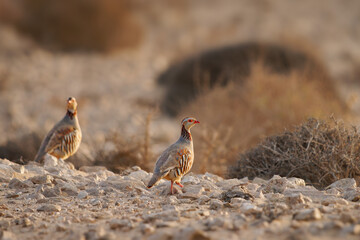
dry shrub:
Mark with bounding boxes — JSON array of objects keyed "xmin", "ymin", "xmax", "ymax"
[
  {"xmin": 93, "ymin": 114, "xmax": 154, "ymax": 173},
  {"xmin": 181, "ymin": 63, "xmax": 348, "ymax": 176},
  {"xmin": 228, "ymin": 118, "xmax": 360, "ymax": 189},
  {"xmin": 1, "ymin": 0, "xmax": 142, "ymax": 52},
  {"xmin": 158, "ymin": 42, "xmax": 335, "ymax": 116}
]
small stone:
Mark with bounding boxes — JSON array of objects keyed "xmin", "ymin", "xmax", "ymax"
[
  {"xmin": 351, "ymin": 225, "xmax": 360, "ymax": 235},
  {"xmin": 204, "ymin": 217, "xmax": 232, "ymax": 230},
  {"xmin": 180, "ymin": 185, "xmax": 204, "ymax": 199},
  {"xmin": 167, "ymin": 196, "xmax": 178, "ymax": 204},
  {"xmin": 321, "ymin": 197, "xmax": 348, "ymax": 206},
  {"xmin": 198, "ymin": 195, "xmax": 210, "ymax": 205},
  {"xmin": 209, "ymin": 199, "xmax": 223, "ymax": 210},
  {"xmin": 293, "ymin": 208, "xmax": 322, "ymax": 221},
  {"xmin": 78, "ymin": 190, "xmax": 89, "ymax": 199},
  {"xmin": 216, "ymin": 178, "xmax": 245, "ymax": 190},
  {"xmin": 22, "ymin": 218, "xmax": 32, "ymax": 227},
  {"xmin": 230, "ymin": 197, "xmax": 246, "ymax": 205},
  {"xmin": 59, "ymin": 183, "xmax": 78, "ymax": 196},
  {"xmin": 286, "ymin": 178, "xmax": 306, "ymax": 188},
  {"xmin": 325, "ymin": 188, "xmax": 341, "ymax": 196},
  {"xmin": 29, "ymin": 175, "xmax": 54, "ymax": 185},
  {"xmin": 340, "ymin": 213, "xmax": 356, "ymax": 224},
  {"xmin": 342, "ymin": 224, "xmax": 360, "ymax": 235},
  {"xmin": 343, "ymin": 189, "xmax": 360, "ymax": 202},
  {"xmin": 42, "ymin": 186, "xmax": 61, "ymax": 198},
  {"xmin": 203, "ymin": 172, "xmax": 223, "ymax": 182},
  {"xmin": 0, "ymin": 164, "xmax": 15, "ymax": 180},
  {"xmin": 86, "ymin": 187, "xmax": 104, "ymax": 196},
  {"xmin": 37, "ymin": 204, "xmax": 61, "ymax": 212},
  {"xmin": 263, "ymin": 176, "xmax": 287, "ymax": 193},
  {"xmin": 181, "ymin": 175, "xmax": 201, "ymax": 185},
  {"xmin": 128, "ymin": 170, "xmax": 149, "ymax": 183},
  {"xmin": 10, "ymin": 165, "xmax": 25, "ymax": 174},
  {"xmin": 109, "ymin": 219, "xmax": 133, "ymax": 230},
  {"xmin": 90, "ymin": 198, "xmax": 102, "ymax": 206},
  {"xmin": 221, "ymin": 189, "xmax": 254, "ymax": 202},
  {"xmin": 44, "ymin": 155, "xmax": 59, "ymax": 167},
  {"xmin": 8, "ymin": 178, "xmax": 33, "ymax": 189},
  {"xmin": 139, "ymin": 223, "xmax": 155, "ymax": 234},
  {"xmin": 143, "ymin": 210, "xmax": 179, "ymax": 222},
  {"xmin": 240, "ymin": 202, "xmax": 262, "ymax": 214},
  {"xmin": 56, "ymin": 224, "xmax": 67, "ymax": 232},
  {"xmin": 286, "ymin": 193, "xmax": 306, "ymax": 206},
  {"xmin": 327, "ymin": 178, "xmax": 356, "ymax": 190}
]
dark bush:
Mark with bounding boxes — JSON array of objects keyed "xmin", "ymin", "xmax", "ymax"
[
  {"xmin": 157, "ymin": 42, "xmax": 339, "ymax": 116},
  {"xmin": 228, "ymin": 118, "xmax": 360, "ymax": 189}
]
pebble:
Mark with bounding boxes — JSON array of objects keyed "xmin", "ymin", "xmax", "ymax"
[
  {"xmin": 37, "ymin": 204, "xmax": 62, "ymax": 212},
  {"xmin": 78, "ymin": 190, "xmax": 89, "ymax": 199},
  {"xmin": 293, "ymin": 208, "xmax": 322, "ymax": 221},
  {"xmin": 327, "ymin": 178, "xmax": 357, "ymax": 190},
  {"xmin": 209, "ymin": 199, "xmax": 223, "ymax": 210},
  {"xmin": 30, "ymin": 175, "xmax": 54, "ymax": 185},
  {"xmin": 109, "ymin": 219, "xmax": 133, "ymax": 230},
  {"xmin": 8, "ymin": 178, "xmax": 33, "ymax": 189}
]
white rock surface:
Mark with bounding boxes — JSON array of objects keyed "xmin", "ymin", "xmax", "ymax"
[{"xmin": 0, "ymin": 159, "xmax": 360, "ymax": 239}]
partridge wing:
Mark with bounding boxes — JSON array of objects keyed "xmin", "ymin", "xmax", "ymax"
[
  {"xmin": 45, "ymin": 125, "xmax": 79, "ymax": 155},
  {"xmin": 157, "ymin": 148, "xmax": 191, "ymax": 175}
]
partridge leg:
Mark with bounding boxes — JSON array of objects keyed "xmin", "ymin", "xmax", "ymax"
[
  {"xmin": 170, "ymin": 181, "xmax": 174, "ymax": 195},
  {"xmin": 175, "ymin": 182, "xmax": 184, "ymax": 188}
]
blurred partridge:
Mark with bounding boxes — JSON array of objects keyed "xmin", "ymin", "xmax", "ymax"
[
  {"xmin": 34, "ymin": 97, "xmax": 82, "ymax": 163},
  {"xmin": 147, "ymin": 117, "xmax": 200, "ymax": 194}
]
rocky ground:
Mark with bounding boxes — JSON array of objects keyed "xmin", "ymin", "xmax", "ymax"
[{"xmin": 1, "ymin": 158, "xmax": 360, "ymax": 240}]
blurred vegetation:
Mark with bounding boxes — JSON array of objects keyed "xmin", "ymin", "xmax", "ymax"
[
  {"xmin": 0, "ymin": 0, "xmax": 143, "ymax": 52},
  {"xmin": 158, "ymin": 42, "xmax": 338, "ymax": 116},
  {"xmin": 177, "ymin": 54, "xmax": 349, "ymax": 176},
  {"xmin": 228, "ymin": 118, "xmax": 360, "ymax": 189}
]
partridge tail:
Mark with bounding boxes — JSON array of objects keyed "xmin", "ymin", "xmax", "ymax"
[
  {"xmin": 34, "ymin": 151, "xmax": 46, "ymax": 164},
  {"xmin": 147, "ymin": 173, "xmax": 161, "ymax": 188}
]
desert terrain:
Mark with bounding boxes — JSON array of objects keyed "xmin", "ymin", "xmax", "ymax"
[{"xmin": 0, "ymin": 0, "xmax": 360, "ymax": 239}]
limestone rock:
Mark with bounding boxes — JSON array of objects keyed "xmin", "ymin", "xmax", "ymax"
[
  {"xmin": 293, "ymin": 208, "xmax": 322, "ymax": 221},
  {"xmin": 327, "ymin": 178, "xmax": 357, "ymax": 190},
  {"xmin": 209, "ymin": 199, "xmax": 223, "ymax": 210},
  {"xmin": 30, "ymin": 175, "xmax": 54, "ymax": 185},
  {"xmin": 37, "ymin": 204, "xmax": 61, "ymax": 212},
  {"xmin": 8, "ymin": 178, "xmax": 33, "ymax": 189}
]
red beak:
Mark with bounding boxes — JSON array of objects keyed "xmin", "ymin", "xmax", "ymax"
[{"xmin": 195, "ymin": 120, "xmax": 200, "ymax": 124}]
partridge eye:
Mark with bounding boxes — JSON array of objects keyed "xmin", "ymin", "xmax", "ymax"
[{"xmin": 188, "ymin": 119, "xmax": 193, "ymax": 122}]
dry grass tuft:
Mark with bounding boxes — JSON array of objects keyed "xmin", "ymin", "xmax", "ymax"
[
  {"xmin": 0, "ymin": 0, "xmax": 142, "ymax": 52},
  {"xmin": 93, "ymin": 112, "xmax": 155, "ymax": 173},
  {"xmin": 158, "ymin": 42, "xmax": 336, "ymax": 116},
  {"xmin": 228, "ymin": 118, "xmax": 360, "ymax": 189},
  {"xmin": 182, "ymin": 63, "xmax": 349, "ymax": 176}
]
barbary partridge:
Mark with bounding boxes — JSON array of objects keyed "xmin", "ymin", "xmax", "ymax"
[
  {"xmin": 147, "ymin": 117, "xmax": 200, "ymax": 194},
  {"xmin": 34, "ymin": 97, "xmax": 82, "ymax": 163}
]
